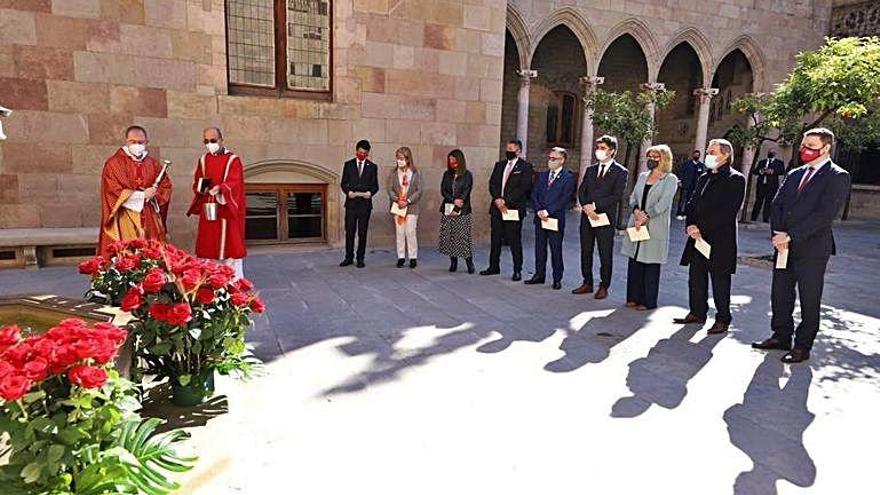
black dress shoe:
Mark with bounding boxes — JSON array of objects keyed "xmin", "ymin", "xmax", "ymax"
[
  {"xmin": 396, "ymin": 258, "xmax": 405, "ymax": 268},
  {"xmin": 552, "ymin": 281, "xmax": 562, "ymax": 290},
  {"xmin": 524, "ymin": 276, "xmax": 545, "ymax": 285},
  {"xmin": 465, "ymin": 257, "xmax": 475, "ymax": 274},
  {"xmin": 356, "ymin": 260, "xmax": 365, "ymax": 268},
  {"xmin": 409, "ymin": 259, "xmax": 417, "ymax": 269},
  {"xmin": 339, "ymin": 259, "xmax": 353, "ymax": 267},
  {"xmin": 781, "ymin": 348, "xmax": 810, "ymax": 363},
  {"xmin": 480, "ymin": 268, "xmax": 500, "ymax": 276},
  {"xmin": 449, "ymin": 257, "xmax": 458, "ymax": 272},
  {"xmin": 751, "ymin": 337, "xmax": 792, "ymax": 351},
  {"xmin": 511, "ymin": 272, "xmax": 521, "ymax": 282}
]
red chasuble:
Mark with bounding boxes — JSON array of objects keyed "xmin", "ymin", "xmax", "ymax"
[
  {"xmin": 186, "ymin": 150, "xmax": 247, "ymax": 260},
  {"xmin": 98, "ymin": 149, "xmax": 172, "ymax": 258}
]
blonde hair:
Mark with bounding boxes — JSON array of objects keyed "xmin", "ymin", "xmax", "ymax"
[
  {"xmin": 646, "ymin": 144, "xmax": 673, "ymax": 173},
  {"xmin": 395, "ymin": 146, "xmax": 416, "ymax": 171}
]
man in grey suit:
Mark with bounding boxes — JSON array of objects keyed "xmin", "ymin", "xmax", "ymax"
[{"xmin": 572, "ymin": 135, "xmax": 628, "ymax": 299}]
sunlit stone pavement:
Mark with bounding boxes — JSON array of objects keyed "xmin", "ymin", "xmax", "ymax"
[{"xmin": 2, "ymin": 216, "xmax": 878, "ymax": 494}]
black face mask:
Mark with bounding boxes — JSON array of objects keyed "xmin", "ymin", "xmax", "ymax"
[
  {"xmin": 767, "ymin": 154, "xmax": 776, "ymax": 159},
  {"xmin": 647, "ymin": 159, "xmax": 659, "ymax": 170},
  {"xmin": 505, "ymin": 151, "xmax": 517, "ymax": 161}
]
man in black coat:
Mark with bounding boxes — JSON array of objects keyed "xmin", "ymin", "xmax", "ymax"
[
  {"xmin": 676, "ymin": 149, "xmax": 705, "ymax": 219},
  {"xmin": 750, "ymin": 149, "xmax": 785, "ymax": 222},
  {"xmin": 572, "ymin": 135, "xmax": 628, "ymax": 299},
  {"xmin": 340, "ymin": 140, "xmax": 379, "ymax": 268},
  {"xmin": 675, "ymin": 138, "xmax": 745, "ymax": 334},
  {"xmin": 753, "ymin": 128, "xmax": 851, "ymax": 363},
  {"xmin": 481, "ymin": 140, "xmax": 533, "ymax": 281}
]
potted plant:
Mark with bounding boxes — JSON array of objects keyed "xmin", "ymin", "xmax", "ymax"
[{"xmin": 0, "ymin": 320, "xmax": 196, "ymax": 494}]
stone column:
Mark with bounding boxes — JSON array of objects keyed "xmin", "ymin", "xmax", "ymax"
[
  {"xmin": 578, "ymin": 76, "xmax": 604, "ymax": 188},
  {"xmin": 638, "ymin": 82, "xmax": 666, "ymax": 174},
  {"xmin": 693, "ymin": 87, "xmax": 719, "ymax": 155},
  {"xmin": 516, "ymin": 69, "xmax": 537, "ymax": 158}
]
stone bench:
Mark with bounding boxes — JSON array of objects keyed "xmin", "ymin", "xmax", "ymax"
[{"xmin": 0, "ymin": 227, "xmax": 98, "ymax": 269}]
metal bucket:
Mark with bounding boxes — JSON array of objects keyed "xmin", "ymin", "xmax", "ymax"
[{"xmin": 203, "ymin": 202, "xmax": 218, "ymax": 221}]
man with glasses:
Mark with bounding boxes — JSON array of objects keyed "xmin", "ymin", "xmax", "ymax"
[{"xmin": 186, "ymin": 126, "xmax": 247, "ymax": 279}]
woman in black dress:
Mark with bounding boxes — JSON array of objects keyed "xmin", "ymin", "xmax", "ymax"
[{"xmin": 438, "ymin": 149, "xmax": 475, "ymax": 273}]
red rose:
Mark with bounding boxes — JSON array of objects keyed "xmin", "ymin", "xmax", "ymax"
[
  {"xmin": 0, "ymin": 325, "xmax": 21, "ymax": 350},
  {"xmin": 209, "ymin": 271, "xmax": 231, "ymax": 289},
  {"xmin": 22, "ymin": 357, "xmax": 49, "ymax": 382},
  {"xmin": 249, "ymin": 296, "xmax": 266, "ymax": 314},
  {"xmin": 149, "ymin": 303, "xmax": 170, "ymax": 321},
  {"xmin": 180, "ymin": 269, "xmax": 202, "ymax": 291},
  {"xmin": 90, "ymin": 339, "xmax": 119, "ymax": 365},
  {"xmin": 231, "ymin": 292, "xmax": 250, "ymax": 307},
  {"xmin": 115, "ymin": 255, "xmax": 140, "ymax": 272},
  {"xmin": 196, "ymin": 287, "xmax": 216, "ymax": 305},
  {"xmin": 68, "ymin": 365, "xmax": 108, "ymax": 389},
  {"xmin": 120, "ymin": 286, "xmax": 143, "ymax": 312},
  {"xmin": 165, "ymin": 303, "xmax": 193, "ymax": 327},
  {"xmin": 0, "ymin": 373, "xmax": 32, "ymax": 401},
  {"xmin": 142, "ymin": 247, "xmax": 162, "ymax": 260},
  {"xmin": 0, "ymin": 360, "xmax": 13, "ymax": 379},
  {"xmin": 128, "ymin": 239, "xmax": 147, "ymax": 250},
  {"xmin": 94, "ymin": 323, "xmax": 127, "ymax": 345},
  {"xmin": 78, "ymin": 256, "xmax": 105, "ymax": 276},
  {"xmin": 2, "ymin": 342, "xmax": 33, "ymax": 368},
  {"xmin": 48, "ymin": 344, "xmax": 79, "ymax": 374},
  {"xmin": 236, "ymin": 278, "xmax": 254, "ymax": 292},
  {"xmin": 30, "ymin": 338, "xmax": 55, "ymax": 360},
  {"xmin": 142, "ymin": 269, "xmax": 167, "ymax": 293}
]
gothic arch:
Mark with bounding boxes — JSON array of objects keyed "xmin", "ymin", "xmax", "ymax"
[
  {"xmin": 715, "ymin": 35, "xmax": 767, "ymax": 92},
  {"xmin": 661, "ymin": 27, "xmax": 714, "ymax": 86},
  {"xmin": 506, "ymin": 3, "xmax": 531, "ymax": 69},
  {"xmin": 529, "ymin": 6, "xmax": 598, "ymax": 70},
  {"xmin": 599, "ymin": 18, "xmax": 661, "ymax": 82}
]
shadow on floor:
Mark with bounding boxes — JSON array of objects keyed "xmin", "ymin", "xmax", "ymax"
[{"xmin": 140, "ymin": 383, "xmax": 230, "ymax": 434}]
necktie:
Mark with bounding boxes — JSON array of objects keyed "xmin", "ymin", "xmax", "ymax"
[
  {"xmin": 358, "ymin": 161, "xmax": 363, "ymax": 177},
  {"xmin": 501, "ymin": 161, "xmax": 514, "ymax": 196},
  {"xmin": 797, "ymin": 167, "xmax": 815, "ymax": 193},
  {"xmin": 548, "ymin": 171, "xmax": 557, "ymax": 187},
  {"xmin": 597, "ymin": 164, "xmax": 606, "ymax": 183}
]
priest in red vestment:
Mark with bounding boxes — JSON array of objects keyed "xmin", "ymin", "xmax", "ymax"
[
  {"xmin": 98, "ymin": 125, "xmax": 172, "ymax": 259},
  {"xmin": 186, "ymin": 127, "xmax": 247, "ymax": 278}
]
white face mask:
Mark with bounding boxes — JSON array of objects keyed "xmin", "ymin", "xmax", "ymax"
[
  {"xmin": 595, "ymin": 149, "xmax": 610, "ymax": 162},
  {"xmin": 127, "ymin": 143, "xmax": 146, "ymax": 158},
  {"xmin": 397, "ymin": 159, "xmax": 407, "ymax": 169},
  {"xmin": 548, "ymin": 159, "xmax": 562, "ymax": 170},
  {"xmin": 704, "ymin": 155, "xmax": 722, "ymax": 170},
  {"xmin": 206, "ymin": 142, "xmax": 221, "ymax": 154}
]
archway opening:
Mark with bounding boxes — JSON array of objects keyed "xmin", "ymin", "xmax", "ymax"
[
  {"xmin": 656, "ymin": 42, "xmax": 704, "ymax": 165},
  {"xmin": 709, "ymin": 49, "xmax": 754, "ymax": 162}
]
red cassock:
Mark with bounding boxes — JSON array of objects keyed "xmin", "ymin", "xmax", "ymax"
[
  {"xmin": 98, "ymin": 149, "xmax": 172, "ymax": 259},
  {"xmin": 186, "ymin": 150, "xmax": 247, "ymax": 260}
]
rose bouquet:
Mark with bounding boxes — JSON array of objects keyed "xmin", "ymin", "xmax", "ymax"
[
  {"xmin": 0, "ymin": 320, "xmax": 195, "ymax": 494},
  {"xmin": 79, "ymin": 240, "xmax": 264, "ymax": 405}
]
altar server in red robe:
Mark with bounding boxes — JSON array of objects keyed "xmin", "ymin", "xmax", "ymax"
[
  {"xmin": 187, "ymin": 127, "xmax": 247, "ymax": 279},
  {"xmin": 98, "ymin": 125, "xmax": 172, "ymax": 258}
]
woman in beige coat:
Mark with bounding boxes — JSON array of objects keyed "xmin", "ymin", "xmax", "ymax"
[{"xmin": 388, "ymin": 147, "xmax": 422, "ymax": 268}]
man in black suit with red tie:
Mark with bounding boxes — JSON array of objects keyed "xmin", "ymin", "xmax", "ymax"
[
  {"xmin": 340, "ymin": 140, "xmax": 379, "ymax": 268},
  {"xmin": 481, "ymin": 140, "xmax": 533, "ymax": 281},
  {"xmin": 753, "ymin": 128, "xmax": 851, "ymax": 363}
]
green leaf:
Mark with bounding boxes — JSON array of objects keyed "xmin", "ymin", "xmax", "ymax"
[
  {"xmin": 177, "ymin": 374, "xmax": 191, "ymax": 386},
  {"xmin": 21, "ymin": 462, "xmax": 42, "ymax": 484}
]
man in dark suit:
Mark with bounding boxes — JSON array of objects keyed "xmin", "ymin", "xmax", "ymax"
[
  {"xmin": 525, "ymin": 147, "xmax": 576, "ymax": 290},
  {"xmin": 750, "ymin": 150, "xmax": 785, "ymax": 223},
  {"xmin": 481, "ymin": 140, "xmax": 533, "ymax": 281},
  {"xmin": 676, "ymin": 150, "xmax": 705, "ymax": 219},
  {"xmin": 753, "ymin": 128, "xmax": 851, "ymax": 363},
  {"xmin": 572, "ymin": 135, "xmax": 628, "ymax": 299},
  {"xmin": 674, "ymin": 138, "xmax": 745, "ymax": 334},
  {"xmin": 340, "ymin": 139, "xmax": 379, "ymax": 268}
]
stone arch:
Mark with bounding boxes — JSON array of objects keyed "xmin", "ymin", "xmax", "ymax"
[
  {"xmin": 662, "ymin": 27, "xmax": 713, "ymax": 85},
  {"xmin": 244, "ymin": 159, "xmax": 342, "ymax": 245},
  {"xmin": 529, "ymin": 6, "xmax": 598, "ymax": 70},
  {"xmin": 599, "ymin": 17, "xmax": 661, "ymax": 82},
  {"xmin": 506, "ymin": 3, "xmax": 531, "ymax": 69},
  {"xmin": 715, "ymin": 35, "xmax": 766, "ymax": 92}
]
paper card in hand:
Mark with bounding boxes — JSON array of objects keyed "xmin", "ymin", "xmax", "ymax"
[
  {"xmin": 775, "ymin": 247, "xmax": 789, "ymax": 270},
  {"xmin": 695, "ymin": 237, "xmax": 712, "ymax": 259},
  {"xmin": 627, "ymin": 226, "xmax": 650, "ymax": 242},
  {"xmin": 391, "ymin": 203, "xmax": 408, "ymax": 217},
  {"xmin": 589, "ymin": 213, "xmax": 610, "ymax": 228},
  {"xmin": 541, "ymin": 217, "xmax": 559, "ymax": 231},
  {"xmin": 502, "ymin": 209, "xmax": 520, "ymax": 221}
]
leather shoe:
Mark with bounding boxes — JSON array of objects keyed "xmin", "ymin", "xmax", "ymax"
[
  {"xmin": 552, "ymin": 281, "xmax": 562, "ymax": 290},
  {"xmin": 524, "ymin": 276, "xmax": 545, "ymax": 285},
  {"xmin": 571, "ymin": 283, "xmax": 593, "ymax": 295},
  {"xmin": 625, "ymin": 301, "xmax": 638, "ymax": 308},
  {"xmin": 339, "ymin": 259, "xmax": 353, "ymax": 267},
  {"xmin": 707, "ymin": 321, "xmax": 729, "ymax": 334},
  {"xmin": 673, "ymin": 313, "xmax": 706, "ymax": 325},
  {"xmin": 480, "ymin": 268, "xmax": 500, "ymax": 276},
  {"xmin": 634, "ymin": 305, "xmax": 649, "ymax": 311},
  {"xmin": 409, "ymin": 259, "xmax": 417, "ymax": 269},
  {"xmin": 781, "ymin": 348, "xmax": 810, "ymax": 363},
  {"xmin": 751, "ymin": 337, "xmax": 791, "ymax": 351},
  {"xmin": 511, "ymin": 272, "xmax": 521, "ymax": 282},
  {"xmin": 396, "ymin": 258, "xmax": 405, "ymax": 268},
  {"xmin": 594, "ymin": 287, "xmax": 608, "ymax": 300},
  {"xmin": 356, "ymin": 260, "xmax": 365, "ymax": 268}
]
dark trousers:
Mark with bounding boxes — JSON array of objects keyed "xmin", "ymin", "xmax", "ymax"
[
  {"xmin": 750, "ymin": 184, "xmax": 777, "ymax": 222},
  {"xmin": 579, "ymin": 220, "xmax": 614, "ymax": 288},
  {"xmin": 534, "ymin": 223, "xmax": 564, "ymax": 283},
  {"xmin": 488, "ymin": 210, "xmax": 523, "ymax": 272},
  {"xmin": 344, "ymin": 205, "xmax": 371, "ymax": 262},
  {"xmin": 626, "ymin": 258, "xmax": 661, "ymax": 309},
  {"xmin": 676, "ymin": 188, "xmax": 694, "ymax": 216},
  {"xmin": 771, "ymin": 256, "xmax": 828, "ymax": 351},
  {"xmin": 688, "ymin": 254, "xmax": 732, "ymax": 323}
]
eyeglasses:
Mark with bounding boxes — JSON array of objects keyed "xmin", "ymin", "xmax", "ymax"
[{"xmin": 203, "ymin": 138, "xmax": 220, "ymax": 144}]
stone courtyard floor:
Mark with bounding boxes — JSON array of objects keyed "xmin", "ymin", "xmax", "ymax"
[{"xmin": 1, "ymin": 216, "xmax": 878, "ymax": 494}]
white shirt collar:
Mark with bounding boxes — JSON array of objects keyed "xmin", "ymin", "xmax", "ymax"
[
  {"xmin": 806, "ymin": 157, "xmax": 830, "ymax": 170},
  {"xmin": 599, "ymin": 159, "xmax": 613, "ymax": 167}
]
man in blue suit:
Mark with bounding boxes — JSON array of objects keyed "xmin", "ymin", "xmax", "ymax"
[
  {"xmin": 525, "ymin": 147, "xmax": 576, "ymax": 290},
  {"xmin": 676, "ymin": 150, "xmax": 705, "ymax": 219},
  {"xmin": 753, "ymin": 128, "xmax": 851, "ymax": 363}
]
